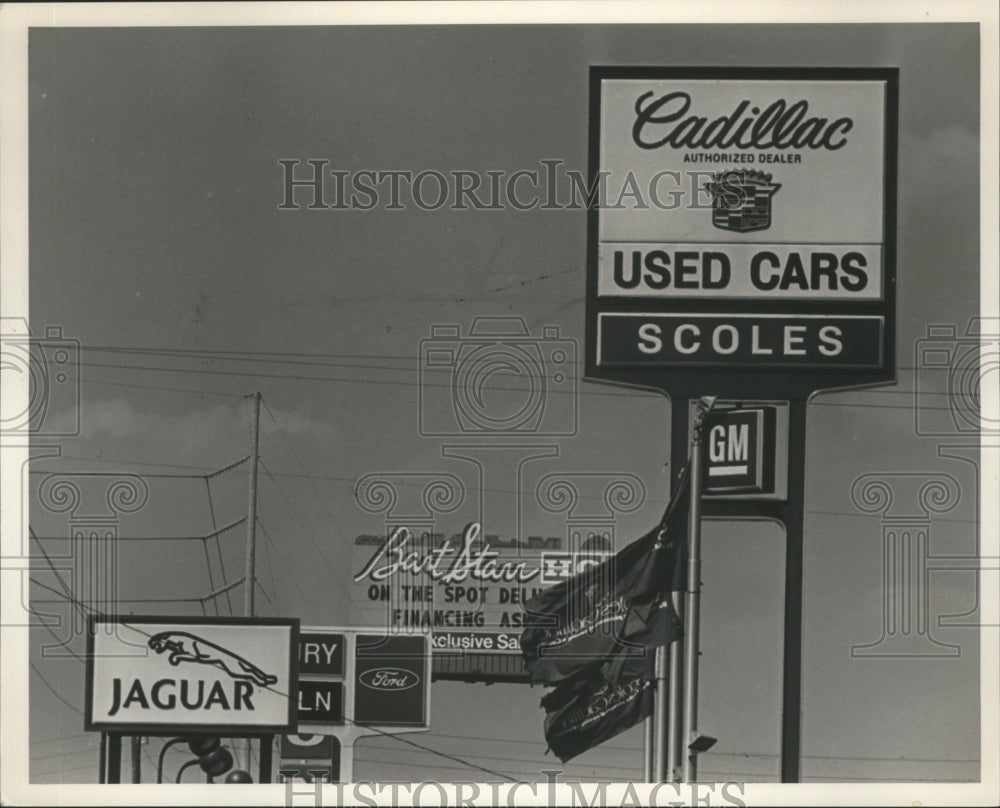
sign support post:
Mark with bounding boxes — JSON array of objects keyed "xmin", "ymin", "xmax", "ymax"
[
  {"xmin": 666, "ymin": 589, "xmax": 685, "ymax": 781},
  {"xmin": 652, "ymin": 644, "xmax": 669, "ymax": 781},
  {"xmin": 106, "ymin": 732, "xmax": 122, "ymax": 784},
  {"xmin": 681, "ymin": 402, "xmax": 708, "ymax": 782},
  {"xmin": 587, "ymin": 67, "xmax": 897, "ymax": 782},
  {"xmin": 643, "ymin": 710, "xmax": 654, "ymax": 781},
  {"xmin": 779, "ymin": 398, "xmax": 807, "ymax": 783}
]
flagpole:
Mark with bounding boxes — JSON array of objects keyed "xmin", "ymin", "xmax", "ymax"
[
  {"xmin": 681, "ymin": 398, "xmax": 710, "ymax": 782},
  {"xmin": 652, "ymin": 644, "xmax": 669, "ymax": 780},
  {"xmin": 644, "ymin": 709, "xmax": 654, "ymax": 781},
  {"xmin": 666, "ymin": 591, "xmax": 684, "ymax": 781}
]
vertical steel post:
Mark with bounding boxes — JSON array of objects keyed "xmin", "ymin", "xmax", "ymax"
[
  {"xmin": 130, "ymin": 735, "xmax": 141, "ymax": 783},
  {"xmin": 666, "ymin": 590, "xmax": 685, "ymax": 781},
  {"xmin": 681, "ymin": 409, "xmax": 706, "ymax": 782},
  {"xmin": 258, "ymin": 735, "xmax": 273, "ymax": 784},
  {"xmin": 652, "ymin": 644, "xmax": 669, "ymax": 780},
  {"xmin": 644, "ymin": 714, "xmax": 654, "ymax": 781},
  {"xmin": 106, "ymin": 733, "xmax": 122, "ymax": 784},
  {"xmin": 98, "ymin": 731, "xmax": 107, "ymax": 784},
  {"xmin": 243, "ymin": 391, "xmax": 261, "ymax": 771},
  {"xmin": 780, "ymin": 399, "xmax": 807, "ymax": 782},
  {"xmin": 243, "ymin": 391, "xmax": 261, "ymax": 617}
]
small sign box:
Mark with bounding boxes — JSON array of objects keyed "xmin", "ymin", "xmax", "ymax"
[
  {"xmin": 299, "ymin": 632, "xmax": 344, "ymax": 676},
  {"xmin": 701, "ymin": 407, "xmax": 775, "ymax": 494},
  {"xmin": 354, "ymin": 634, "xmax": 428, "ymax": 727},
  {"xmin": 297, "ymin": 681, "xmax": 345, "ymax": 725}
]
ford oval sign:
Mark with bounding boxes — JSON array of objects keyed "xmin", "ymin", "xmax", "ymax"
[
  {"xmin": 359, "ymin": 668, "xmax": 419, "ymax": 692},
  {"xmin": 354, "ymin": 634, "xmax": 429, "ymax": 726}
]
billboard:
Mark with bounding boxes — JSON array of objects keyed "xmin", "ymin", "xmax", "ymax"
[
  {"xmin": 586, "ymin": 67, "xmax": 898, "ymax": 399},
  {"xmin": 350, "ymin": 529, "xmax": 610, "ymax": 656},
  {"xmin": 85, "ymin": 616, "xmax": 298, "ymax": 735}
]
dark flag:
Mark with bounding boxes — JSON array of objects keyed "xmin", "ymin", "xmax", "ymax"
[
  {"xmin": 520, "ymin": 465, "xmax": 690, "ymax": 687},
  {"xmin": 540, "ymin": 652, "xmax": 656, "ymax": 763}
]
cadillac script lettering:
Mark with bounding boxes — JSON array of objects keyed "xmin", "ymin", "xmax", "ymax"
[{"xmin": 632, "ymin": 91, "xmax": 853, "ymax": 151}]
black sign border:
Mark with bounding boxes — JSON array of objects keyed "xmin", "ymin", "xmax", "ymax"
[
  {"xmin": 586, "ymin": 66, "xmax": 899, "ymax": 401},
  {"xmin": 84, "ymin": 614, "xmax": 300, "ymax": 736}
]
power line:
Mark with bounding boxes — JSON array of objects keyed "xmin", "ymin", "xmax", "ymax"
[
  {"xmin": 77, "ymin": 375, "xmax": 248, "ymax": 399},
  {"xmin": 261, "ymin": 394, "xmax": 353, "ymax": 546},
  {"xmin": 29, "ymin": 660, "xmax": 83, "ymax": 716},
  {"xmin": 345, "ymin": 718, "xmax": 517, "ymax": 782},
  {"xmin": 77, "ymin": 344, "xmax": 987, "ymax": 377},
  {"xmin": 68, "ymin": 361, "xmax": 971, "ymax": 411},
  {"xmin": 254, "ymin": 518, "xmax": 317, "ymax": 616},
  {"xmin": 30, "ymin": 517, "xmax": 247, "ymax": 543},
  {"xmin": 417, "ymin": 731, "xmax": 980, "ymax": 765},
  {"xmin": 257, "ymin": 458, "xmax": 354, "ymax": 604},
  {"xmin": 31, "ymin": 732, "xmax": 92, "ymax": 746},
  {"xmin": 32, "ymin": 761, "xmax": 100, "ymax": 779},
  {"xmin": 29, "ymin": 455, "xmax": 250, "ymax": 476}
]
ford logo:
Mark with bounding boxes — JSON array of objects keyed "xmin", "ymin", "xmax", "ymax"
[{"xmin": 359, "ymin": 668, "xmax": 419, "ymax": 691}]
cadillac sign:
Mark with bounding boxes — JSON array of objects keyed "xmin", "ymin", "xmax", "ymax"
[
  {"xmin": 85, "ymin": 616, "xmax": 298, "ymax": 734},
  {"xmin": 586, "ymin": 67, "xmax": 898, "ymax": 399}
]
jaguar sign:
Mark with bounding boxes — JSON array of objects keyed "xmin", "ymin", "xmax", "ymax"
[{"xmin": 85, "ymin": 616, "xmax": 298, "ymax": 734}]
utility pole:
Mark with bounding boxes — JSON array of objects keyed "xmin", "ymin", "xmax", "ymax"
[
  {"xmin": 244, "ymin": 391, "xmax": 261, "ymax": 617},
  {"xmin": 243, "ymin": 391, "xmax": 262, "ymax": 774}
]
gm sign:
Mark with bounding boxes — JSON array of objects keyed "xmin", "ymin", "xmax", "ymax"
[{"xmin": 701, "ymin": 407, "xmax": 778, "ymax": 496}]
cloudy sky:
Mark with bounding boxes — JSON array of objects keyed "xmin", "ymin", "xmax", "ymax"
[{"xmin": 2, "ymin": 3, "xmax": 997, "ymax": 805}]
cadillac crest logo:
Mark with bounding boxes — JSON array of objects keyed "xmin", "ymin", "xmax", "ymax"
[{"xmin": 706, "ymin": 170, "xmax": 781, "ymax": 233}]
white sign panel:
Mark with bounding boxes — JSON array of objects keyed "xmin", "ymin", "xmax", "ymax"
[
  {"xmin": 596, "ymin": 77, "xmax": 889, "ymax": 302},
  {"xmin": 86, "ymin": 616, "xmax": 298, "ymax": 734}
]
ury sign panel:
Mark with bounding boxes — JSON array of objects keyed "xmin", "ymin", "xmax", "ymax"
[{"xmin": 586, "ymin": 68, "xmax": 897, "ymax": 398}]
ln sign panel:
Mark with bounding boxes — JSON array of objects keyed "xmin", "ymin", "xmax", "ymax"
[
  {"xmin": 85, "ymin": 616, "xmax": 298, "ymax": 734},
  {"xmin": 586, "ymin": 68, "xmax": 898, "ymax": 399},
  {"xmin": 701, "ymin": 407, "xmax": 776, "ymax": 494}
]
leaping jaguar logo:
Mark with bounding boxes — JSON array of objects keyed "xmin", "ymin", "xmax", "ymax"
[{"xmin": 147, "ymin": 631, "xmax": 278, "ymax": 688}]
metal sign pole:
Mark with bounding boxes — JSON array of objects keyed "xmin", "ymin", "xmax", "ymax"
[
  {"xmin": 106, "ymin": 732, "xmax": 122, "ymax": 784},
  {"xmin": 779, "ymin": 399, "xmax": 807, "ymax": 782},
  {"xmin": 666, "ymin": 591, "xmax": 685, "ymax": 781},
  {"xmin": 681, "ymin": 404, "xmax": 708, "ymax": 782},
  {"xmin": 644, "ymin": 713, "xmax": 654, "ymax": 781},
  {"xmin": 652, "ymin": 644, "xmax": 669, "ymax": 781}
]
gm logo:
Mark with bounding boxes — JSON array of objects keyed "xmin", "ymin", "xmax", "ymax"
[
  {"xmin": 701, "ymin": 407, "xmax": 776, "ymax": 495},
  {"xmin": 358, "ymin": 668, "xmax": 420, "ymax": 692}
]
